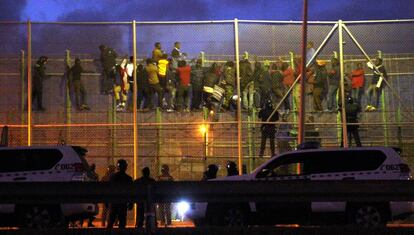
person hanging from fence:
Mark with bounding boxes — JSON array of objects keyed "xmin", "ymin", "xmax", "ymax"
[
  {"xmin": 190, "ymin": 59, "xmax": 205, "ymax": 111},
  {"xmin": 152, "ymin": 42, "xmax": 164, "ymax": 64},
  {"xmin": 146, "ymin": 58, "xmax": 163, "ymax": 109},
  {"xmin": 32, "ymin": 56, "xmax": 49, "ymax": 111},
  {"xmin": 176, "ymin": 60, "xmax": 192, "ymax": 112},
  {"xmin": 351, "ymin": 62, "xmax": 365, "ymax": 107},
  {"xmin": 136, "ymin": 63, "xmax": 150, "ymax": 111},
  {"xmin": 252, "ymin": 61, "xmax": 271, "ymax": 110},
  {"xmin": 326, "ymin": 57, "xmax": 340, "ymax": 112},
  {"xmin": 99, "ymin": 45, "xmax": 118, "ymax": 94},
  {"xmin": 114, "ymin": 58, "xmax": 129, "ymax": 111},
  {"xmin": 269, "ymin": 60, "xmax": 285, "ymax": 110},
  {"xmin": 312, "ymin": 60, "xmax": 328, "ymax": 112},
  {"xmin": 222, "ymin": 61, "xmax": 236, "ymax": 110},
  {"xmin": 107, "ymin": 159, "xmax": 133, "ymax": 229},
  {"xmin": 157, "ymin": 164, "xmax": 174, "ymax": 227},
  {"xmin": 171, "ymin": 41, "xmax": 187, "ymax": 69},
  {"xmin": 163, "ymin": 60, "xmax": 178, "ymax": 112},
  {"xmin": 259, "ymin": 99, "xmax": 279, "ymax": 158},
  {"xmin": 135, "ymin": 167, "xmax": 156, "ymax": 229},
  {"xmin": 366, "ymin": 57, "xmax": 389, "ymax": 112},
  {"xmin": 68, "ymin": 58, "xmax": 90, "ymax": 111},
  {"xmin": 203, "ymin": 63, "xmax": 220, "ymax": 108},
  {"xmin": 240, "ymin": 53, "xmax": 254, "ymax": 110},
  {"xmin": 281, "ymin": 61, "xmax": 294, "ymax": 113},
  {"xmin": 126, "ymin": 56, "xmax": 135, "ymax": 111},
  {"xmin": 157, "ymin": 54, "xmax": 169, "ymax": 109},
  {"xmin": 340, "ymin": 96, "xmax": 362, "ymax": 147},
  {"xmin": 306, "ymin": 41, "xmax": 316, "ymax": 65}
]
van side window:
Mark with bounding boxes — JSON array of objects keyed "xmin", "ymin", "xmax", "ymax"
[
  {"xmin": 256, "ymin": 154, "xmax": 307, "ymax": 178},
  {"xmin": 0, "ymin": 149, "xmax": 63, "ymax": 172},
  {"xmin": 307, "ymin": 150, "xmax": 387, "ymax": 174}
]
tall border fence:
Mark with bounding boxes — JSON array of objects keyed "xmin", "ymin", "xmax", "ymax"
[{"xmin": 0, "ymin": 19, "xmax": 414, "ymax": 180}]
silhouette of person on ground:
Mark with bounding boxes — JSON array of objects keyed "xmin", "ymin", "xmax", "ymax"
[
  {"xmin": 157, "ymin": 164, "xmax": 174, "ymax": 226},
  {"xmin": 226, "ymin": 161, "xmax": 239, "ymax": 176},
  {"xmin": 135, "ymin": 167, "xmax": 156, "ymax": 228},
  {"xmin": 107, "ymin": 159, "xmax": 133, "ymax": 228},
  {"xmin": 202, "ymin": 164, "xmax": 218, "ymax": 181},
  {"xmin": 340, "ymin": 96, "xmax": 362, "ymax": 147},
  {"xmin": 259, "ymin": 99, "xmax": 279, "ymax": 158}
]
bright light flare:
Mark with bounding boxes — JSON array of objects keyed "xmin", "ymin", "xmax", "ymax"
[
  {"xmin": 176, "ymin": 201, "xmax": 190, "ymax": 221},
  {"xmin": 199, "ymin": 124, "xmax": 208, "ymax": 135}
]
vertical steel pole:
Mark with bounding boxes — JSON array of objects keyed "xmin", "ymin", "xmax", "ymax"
[
  {"xmin": 133, "ymin": 20, "xmax": 138, "ymax": 180},
  {"xmin": 65, "ymin": 50, "xmax": 71, "ymax": 144},
  {"xmin": 132, "ymin": 20, "xmax": 138, "ymax": 225},
  {"xmin": 20, "ymin": 50, "xmax": 26, "ymax": 126},
  {"xmin": 27, "ymin": 21, "xmax": 32, "ymax": 146},
  {"xmin": 298, "ymin": 0, "xmax": 308, "ymax": 145},
  {"xmin": 338, "ymin": 20, "xmax": 348, "ymax": 148},
  {"xmin": 234, "ymin": 18, "xmax": 243, "ymax": 175},
  {"xmin": 378, "ymin": 50, "xmax": 388, "ymax": 146}
]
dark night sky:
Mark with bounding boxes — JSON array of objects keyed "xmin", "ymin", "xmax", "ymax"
[{"xmin": 1, "ymin": 0, "xmax": 414, "ymax": 22}]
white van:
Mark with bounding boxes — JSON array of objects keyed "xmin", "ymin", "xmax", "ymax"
[
  {"xmin": 187, "ymin": 147, "xmax": 414, "ymax": 227},
  {"xmin": 0, "ymin": 145, "xmax": 98, "ymax": 228}
]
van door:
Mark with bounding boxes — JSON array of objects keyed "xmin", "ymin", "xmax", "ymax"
[{"xmin": 254, "ymin": 154, "xmax": 311, "ymax": 225}]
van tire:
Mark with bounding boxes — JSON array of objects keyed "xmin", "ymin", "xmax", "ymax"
[
  {"xmin": 207, "ymin": 203, "xmax": 249, "ymax": 226},
  {"xmin": 16, "ymin": 204, "xmax": 65, "ymax": 229},
  {"xmin": 347, "ymin": 203, "xmax": 389, "ymax": 227}
]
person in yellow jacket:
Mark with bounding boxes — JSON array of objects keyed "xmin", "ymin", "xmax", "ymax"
[{"xmin": 146, "ymin": 58, "xmax": 163, "ymax": 109}]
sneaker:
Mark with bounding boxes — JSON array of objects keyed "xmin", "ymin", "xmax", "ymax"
[
  {"xmin": 324, "ymin": 109, "xmax": 331, "ymax": 113},
  {"xmin": 369, "ymin": 106, "xmax": 377, "ymax": 111},
  {"xmin": 81, "ymin": 104, "xmax": 90, "ymax": 110},
  {"xmin": 365, "ymin": 105, "xmax": 372, "ymax": 111},
  {"xmin": 166, "ymin": 108, "xmax": 174, "ymax": 113},
  {"xmin": 184, "ymin": 108, "xmax": 191, "ymax": 112}
]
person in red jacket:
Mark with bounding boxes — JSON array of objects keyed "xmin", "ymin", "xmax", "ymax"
[
  {"xmin": 176, "ymin": 60, "xmax": 192, "ymax": 112},
  {"xmin": 351, "ymin": 62, "xmax": 365, "ymax": 107}
]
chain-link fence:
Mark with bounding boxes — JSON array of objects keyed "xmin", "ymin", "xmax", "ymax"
[{"xmin": 1, "ymin": 19, "xmax": 414, "ymax": 181}]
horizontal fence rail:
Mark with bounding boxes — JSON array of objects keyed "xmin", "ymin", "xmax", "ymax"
[{"xmin": 1, "ymin": 181, "xmax": 414, "ymax": 204}]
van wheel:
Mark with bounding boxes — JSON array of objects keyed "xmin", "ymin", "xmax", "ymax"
[
  {"xmin": 18, "ymin": 205, "xmax": 64, "ymax": 229},
  {"xmin": 348, "ymin": 204, "xmax": 388, "ymax": 227},
  {"xmin": 222, "ymin": 206, "xmax": 247, "ymax": 226}
]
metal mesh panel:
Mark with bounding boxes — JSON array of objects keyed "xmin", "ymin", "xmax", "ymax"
[
  {"xmin": 0, "ymin": 20, "xmax": 414, "ymax": 180},
  {"xmin": 0, "ymin": 23, "xmax": 26, "ymax": 125}
]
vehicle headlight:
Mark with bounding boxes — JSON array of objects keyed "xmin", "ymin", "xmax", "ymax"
[{"xmin": 176, "ymin": 201, "xmax": 190, "ymax": 220}]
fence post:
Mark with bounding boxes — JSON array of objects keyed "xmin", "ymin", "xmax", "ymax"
[
  {"xmin": 65, "ymin": 50, "xmax": 72, "ymax": 144},
  {"xmin": 27, "ymin": 20, "xmax": 32, "ymax": 146},
  {"xmin": 234, "ymin": 18, "xmax": 243, "ymax": 175},
  {"xmin": 378, "ymin": 50, "xmax": 389, "ymax": 146},
  {"xmin": 338, "ymin": 20, "xmax": 348, "ymax": 148},
  {"xmin": 20, "ymin": 50, "xmax": 26, "ymax": 131}
]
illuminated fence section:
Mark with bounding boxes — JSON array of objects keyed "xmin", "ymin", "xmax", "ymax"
[{"xmin": 0, "ymin": 19, "xmax": 414, "ymax": 179}]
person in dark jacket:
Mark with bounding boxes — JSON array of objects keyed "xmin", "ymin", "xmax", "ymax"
[
  {"xmin": 340, "ymin": 96, "xmax": 362, "ymax": 147},
  {"xmin": 240, "ymin": 54, "xmax": 253, "ymax": 110},
  {"xmin": 366, "ymin": 57, "xmax": 388, "ymax": 111},
  {"xmin": 312, "ymin": 61, "xmax": 328, "ymax": 112},
  {"xmin": 157, "ymin": 164, "xmax": 174, "ymax": 226},
  {"xmin": 136, "ymin": 64, "xmax": 150, "ymax": 111},
  {"xmin": 259, "ymin": 99, "xmax": 279, "ymax": 158},
  {"xmin": 99, "ymin": 45, "xmax": 118, "ymax": 94},
  {"xmin": 226, "ymin": 161, "xmax": 239, "ymax": 176},
  {"xmin": 32, "ymin": 56, "xmax": 48, "ymax": 111},
  {"xmin": 202, "ymin": 63, "xmax": 220, "ymax": 106},
  {"xmin": 69, "ymin": 58, "xmax": 90, "ymax": 111},
  {"xmin": 222, "ymin": 61, "xmax": 236, "ymax": 110},
  {"xmin": 107, "ymin": 159, "xmax": 133, "ymax": 228},
  {"xmin": 202, "ymin": 164, "xmax": 218, "ymax": 181},
  {"xmin": 191, "ymin": 59, "xmax": 204, "ymax": 110},
  {"xmin": 326, "ymin": 58, "xmax": 340, "ymax": 112},
  {"xmin": 134, "ymin": 167, "xmax": 156, "ymax": 228}
]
